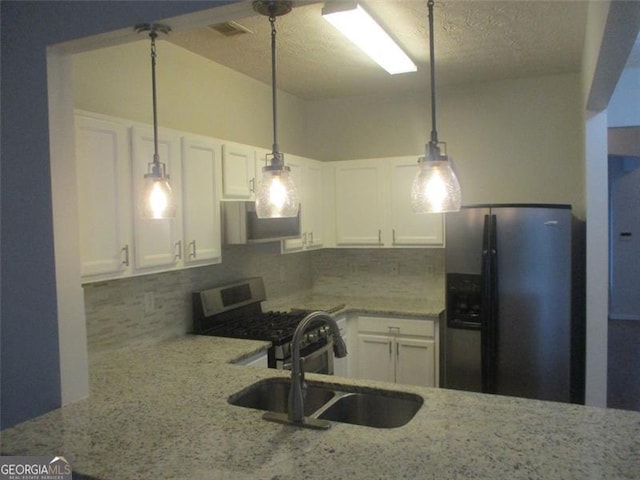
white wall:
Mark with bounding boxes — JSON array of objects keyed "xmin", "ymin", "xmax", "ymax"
[
  {"xmin": 306, "ymin": 74, "xmax": 585, "ymax": 218},
  {"xmin": 608, "ymin": 67, "xmax": 640, "ymax": 128},
  {"xmin": 73, "ymin": 40, "xmax": 309, "ymax": 156}
]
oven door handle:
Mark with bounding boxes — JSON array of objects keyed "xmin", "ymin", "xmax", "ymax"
[{"xmin": 283, "ymin": 341, "xmax": 334, "ymax": 371}]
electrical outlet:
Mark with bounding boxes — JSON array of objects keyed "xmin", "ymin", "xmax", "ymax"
[
  {"xmin": 144, "ymin": 292, "xmax": 155, "ymax": 315},
  {"xmin": 425, "ymin": 263, "xmax": 435, "ymax": 275},
  {"xmin": 349, "ymin": 263, "xmax": 358, "ymax": 274}
]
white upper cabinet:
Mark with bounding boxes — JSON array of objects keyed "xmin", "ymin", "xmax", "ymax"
[
  {"xmin": 333, "ymin": 157, "xmax": 444, "ymax": 248},
  {"xmin": 388, "ymin": 158, "xmax": 444, "ymax": 246},
  {"xmin": 334, "ymin": 159, "xmax": 385, "ymax": 246},
  {"xmin": 181, "ymin": 135, "xmax": 222, "ymax": 265},
  {"xmin": 282, "ymin": 155, "xmax": 326, "ymax": 253},
  {"xmin": 221, "ymin": 142, "xmax": 256, "ymax": 199},
  {"xmin": 75, "ymin": 114, "xmax": 132, "ymax": 278},
  {"xmin": 131, "ymin": 125, "xmax": 182, "ymax": 271}
]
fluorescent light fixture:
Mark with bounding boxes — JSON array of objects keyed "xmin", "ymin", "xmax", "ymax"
[{"xmin": 322, "ymin": 2, "xmax": 417, "ymax": 75}]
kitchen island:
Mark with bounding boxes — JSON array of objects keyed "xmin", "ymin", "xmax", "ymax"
[{"xmin": 1, "ymin": 335, "xmax": 638, "ymax": 479}]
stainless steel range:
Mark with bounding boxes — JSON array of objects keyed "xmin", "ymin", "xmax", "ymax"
[{"xmin": 192, "ymin": 277, "xmax": 336, "ymax": 374}]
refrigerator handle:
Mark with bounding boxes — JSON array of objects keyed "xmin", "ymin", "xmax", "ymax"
[
  {"xmin": 480, "ymin": 215, "xmax": 492, "ymax": 393},
  {"xmin": 487, "ymin": 214, "xmax": 499, "ymax": 394}
]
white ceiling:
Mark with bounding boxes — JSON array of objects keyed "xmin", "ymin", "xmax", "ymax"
[{"xmin": 169, "ymin": 1, "xmax": 591, "ymax": 101}]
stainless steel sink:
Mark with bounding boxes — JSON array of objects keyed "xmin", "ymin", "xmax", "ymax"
[
  {"xmin": 317, "ymin": 391, "xmax": 423, "ymax": 428},
  {"xmin": 228, "ymin": 377, "xmax": 336, "ymax": 416},
  {"xmin": 228, "ymin": 378, "xmax": 423, "ymax": 428}
]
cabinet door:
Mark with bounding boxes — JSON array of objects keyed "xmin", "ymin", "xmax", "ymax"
[
  {"xmin": 305, "ymin": 160, "xmax": 325, "ymax": 248},
  {"xmin": 389, "ymin": 158, "xmax": 444, "ymax": 246},
  {"xmin": 357, "ymin": 334, "xmax": 394, "ymax": 383},
  {"xmin": 281, "ymin": 155, "xmax": 305, "ymax": 252},
  {"xmin": 222, "ymin": 142, "xmax": 255, "ymax": 199},
  {"xmin": 131, "ymin": 126, "xmax": 181, "ymax": 270},
  {"xmin": 75, "ymin": 115, "xmax": 131, "ymax": 277},
  {"xmin": 396, "ymin": 337, "xmax": 436, "ymax": 387},
  {"xmin": 181, "ymin": 136, "xmax": 222, "ymax": 265},
  {"xmin": 335, "ymin": 160, "xmax": 384, "ymax": 245}
]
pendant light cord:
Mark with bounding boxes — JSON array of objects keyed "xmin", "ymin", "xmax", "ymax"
[
  {"xmin": 428, "ymin": 0, "xmax": 438, "ymax": 147},
  {"xmin": 150, "ymin": 30, "xmax": 160, "ymax": 166},
  {"xmin": 270, "ymin": 14, "xmax": 281, "ymax": 159}
]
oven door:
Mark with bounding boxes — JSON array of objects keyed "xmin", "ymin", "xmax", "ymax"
[{"xmin": 280, "ymin": 341, "xmax": 334, "ymax": 375}]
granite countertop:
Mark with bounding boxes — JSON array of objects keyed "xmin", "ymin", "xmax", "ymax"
[
  {"xmin": 2, "ymin": 336, "xmax": 639, "ymax": 479},
  {"xmin": 265, "ymin": 292, "xmax": 445, "ymax": 318}
]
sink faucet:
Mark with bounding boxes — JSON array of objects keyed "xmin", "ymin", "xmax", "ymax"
[{"xmin": 263, "ymin": 311, "xmax": 347, "ymax": 429}]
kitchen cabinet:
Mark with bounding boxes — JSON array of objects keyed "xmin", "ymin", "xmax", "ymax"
[
  {"xmin": 221, "ymin": 142, "xmax": 256, "ymax": 199},
  {"xmin": 334, "ymin": 159, "xmax": 385, "ymax": 245},
  {"xmin": 75, "ymin": 114, "xmax": 132, "ymax": 278},
  {"xmin": 76, "ymin": 112, "xmax": 223, "ymax": 282},
  {"xmin": 282, "ymin": 155, "xmax": 326, "ymax": 253},
  {"xmin": 389, "ymin": 158, "xmax": 444, "ymax": 245},
  {"xmin": 333, "ymin": 157, "xmax": 444, "ymax": 247},
  {"xmin": 181, "ymin": 135, "xmax": 222, "ymax": 265},
  {"xmin": 236, "ymin": 350, "xmax": 268, "ymax": 368},
  {"xmin": 131, "ymin": 125, "xmax": 183, "ymax": 271},
  {"xmin": 356, "ymin": 316, "xmax": 436, "ymax": 387}
]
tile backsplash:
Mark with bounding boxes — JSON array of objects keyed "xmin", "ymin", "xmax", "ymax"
[
  {"xmin": 83, "ymin": 246, "xmax": 444, "ymax": 355},
  {"xmin": 311, "ymin": 248, "xmax": 444, "ymax": 300}
]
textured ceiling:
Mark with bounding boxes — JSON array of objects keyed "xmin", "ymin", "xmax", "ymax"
[{"xmin": 169, "ymin": 0, "xmax": 589, "ymax": 101}]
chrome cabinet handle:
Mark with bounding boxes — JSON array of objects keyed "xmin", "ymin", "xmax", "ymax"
[
  {"xmin": 303, "ymin": 232, "xmax": 307, "ymax": 246},
  {"xmin": 392, "ymin": 229, "xmax": 396, "ymax": 244},
  {"xmin": 189, "ymin": 240, "xmax": 197, "ymax": 259},
  {"xmin": 174, "ymin": 240, "xmax": 182, "ymax": 260},
  {"xmin": 249, "ymin": 178, "xmax": 255, "ymax": 193},
  {"xmin": 378, "ymin": 229, "xmax": 382, "ymax": 245},
  {"xmin": 121, "ymin": 245, "xmax": 130, "ymax": 266},
  {"xmin": 309, "ymin": 232, "xmax": 314, "ymax": 245},
  {"xmin": 389, "ymin": 341, "xmax": 392, "ymax": 356}
]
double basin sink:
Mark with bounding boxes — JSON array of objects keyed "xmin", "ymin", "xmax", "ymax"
[{"xmin": 228, "ymin": 377, "xmax": 423, "ymax": 429}]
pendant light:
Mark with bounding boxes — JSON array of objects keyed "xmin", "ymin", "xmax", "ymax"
[
  {"xmin": 411, "ymin": 0, "xmax": 461, "ymax": 214},
  {"xmin": 253, "ymin": 0, "xmax": 300, "ymax": 219},
  {"xmin": 136, "ymin": 23, "xmax": 177, "ymax": 220}
]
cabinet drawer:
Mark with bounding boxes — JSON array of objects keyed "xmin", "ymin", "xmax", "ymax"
[{"xmin": 357, "ymin": 316, "xmax": 435, "ymax": 337}]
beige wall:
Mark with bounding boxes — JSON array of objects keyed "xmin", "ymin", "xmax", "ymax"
[
  {"xmin": 74, "ymin": 41, "xmax": 585, "ymax": 218},
  {"xmin": 306, "ymin": 74, "xmax": 585, "ymax": 218},
  {"xmin": 73, "ymin": 39, "xmax": 309, "ymax": 156}
]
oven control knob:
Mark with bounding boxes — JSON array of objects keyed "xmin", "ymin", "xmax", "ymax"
[{"xmin": 307, "ymin": 332, "xmax": 317, "ymax": 342}]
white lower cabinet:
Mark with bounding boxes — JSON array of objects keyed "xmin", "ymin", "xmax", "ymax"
[
  {"xmin": 356, "ymin": 316, "xmax": 436, "ymax": 387},
  {"xmin": 237, "ymin": 350, "xmax": 268, "ymax": 368}
]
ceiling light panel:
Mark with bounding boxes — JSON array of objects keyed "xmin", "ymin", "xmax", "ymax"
[{"xmin": 322, "ymin": 2, "xmax": 417, "ymax": 75}]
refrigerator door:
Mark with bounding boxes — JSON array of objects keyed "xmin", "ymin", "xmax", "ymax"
[
  {"xmin": 443, "ymin": 207, "xmax": 489, "ymax": 392},
  {"xmin": 492, "ymin": 206, "xmax": 572, "ymax": 402}
]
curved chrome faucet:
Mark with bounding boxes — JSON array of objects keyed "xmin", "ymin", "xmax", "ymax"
[{"xmin": 263, "ymin": 311, "xmax": 348, "ymax": 429}]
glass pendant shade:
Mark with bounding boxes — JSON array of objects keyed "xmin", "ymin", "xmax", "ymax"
[
  {"xmin": 411, "ymin": 157, "xmax": 462, "ymax": 213},
  {"xmin": 140, "ymin": 164, "xmax": 177, "ymax": 219},
  {"xmin": 255, "ymin": 165, "xmax": 299, "ymax": 218}
]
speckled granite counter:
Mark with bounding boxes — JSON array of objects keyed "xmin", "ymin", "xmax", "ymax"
[
  {"xmin": 265, "ymin": 292, "xmax": 444, "ymax": 318},
  {"xmin": 2, "ymin": 336, "xmax": 639, "ymax": 479}
]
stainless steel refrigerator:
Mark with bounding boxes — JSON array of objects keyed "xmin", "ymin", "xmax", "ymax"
[{"xmin": 441, "ymin": 204, "xmax": 584, "ymax": 403}]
